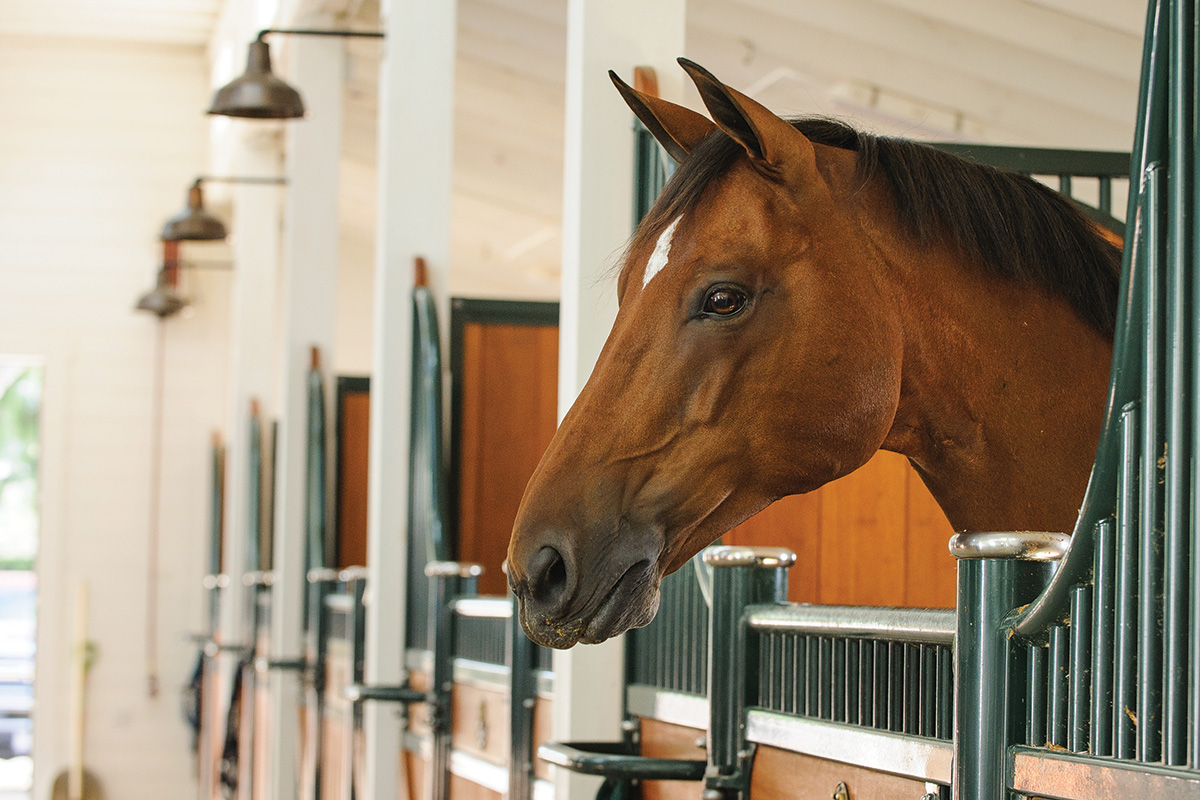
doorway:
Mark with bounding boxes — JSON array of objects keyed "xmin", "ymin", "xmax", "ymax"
[{"xmin": 0, "ymin": 363, "xmax": 41, "ymax": 800}]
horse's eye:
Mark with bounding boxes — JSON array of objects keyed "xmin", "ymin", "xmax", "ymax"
[{"xmin": 703, "ymin": 287, "xmax": 748, "ymax": 317}]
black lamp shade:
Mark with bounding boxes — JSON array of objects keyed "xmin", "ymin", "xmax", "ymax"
[
  {"xmin": 161, "ymin": 182, "xmax": 227, "ymax": 241},
  {"xmin": 136, "ymin": 269, "xmax": 188, "ymax": 318},
  {"xmin": 208, "ymin": 39, "xmax": 305, "ymax": 119}
]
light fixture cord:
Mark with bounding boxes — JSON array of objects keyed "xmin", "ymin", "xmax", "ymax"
[{"xmin": 145, "ymin": 318, "xmax": 166, "ymax": 698}]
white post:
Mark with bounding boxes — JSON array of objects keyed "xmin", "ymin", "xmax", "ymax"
[
  {"xmin": 555, "ymin": 3, "xmax": 687, "ymax": 800},
  {"xmin": 362, "ymin": 2, "xmax": 457, "ymax": 800},
  {"xmin": 213, "ymin": 130, "xmax": 284, "ymax": 800},
  {"xmin": 267, "ymin": 32, "xmax": 343, "ymax": 800}
]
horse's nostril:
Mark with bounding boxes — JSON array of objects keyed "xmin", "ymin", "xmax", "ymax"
[{"xmin": 528, "ymin": 545, "xmax": 571, "ymax": 611}]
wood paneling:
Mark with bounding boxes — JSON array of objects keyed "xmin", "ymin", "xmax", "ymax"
[
  {"xmin": 449, "ymin": 773, "xmax": 504, "ymax": 800},
  {"xmin": 532, "ymin": 695, "xmax": 554, "ymax": 782},
  {"xmin": 725, "ymin": 451, "xmax": 955, "ymax": 608},
  {"xmin": 455, "ymin": 320, "xmax": 559, "ymax": 595},
  {"xmin": 451, "ymin": 681, "xmax": 511, "ymax": 765},
  {"xmin": 749, "ymin": 746, "xmax": 931, "ymax": 800},
  {"xmin": 337, "ymin": 382, "xmax": 371, "ymax": 569},
  {"xmin": 638, "ymin": 719, "xmax": 707, "ymax": 800}
]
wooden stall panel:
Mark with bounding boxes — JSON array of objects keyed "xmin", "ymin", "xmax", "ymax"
[
  {"xmin": 726, "ymin": 451, "xmax": 955, "ymax": 608},
  {"xmin": 450, "ymin": 680, "xmax": 510, "ymax": 765},
  {"xmin": 456, "ymin": 321, "xmax": 558, "ymax": 595},
  {"xmin": 750, "ymin": 746, "xmax": 931, "ymax": 800},
  {"xmin": 449, "ymin": 773, "xmax": 503, "ymax": 800},
  {"xmin": 532, "ymin": 695, "xmax": 554, "ymax": 783},
  {"xmin": 638, "ymin": 719, "xmax": 707, "ymax": 800},
  {"xmin": 321, "ymin": 638, "xmax": 353, "ymax": 800},
  {"xmin": 336, "ymin": 382, "xmax": 371, "ymax": 569},
  {"xmin": 402, "ymin": 751, "xmax": 430, "ymax": 800}
]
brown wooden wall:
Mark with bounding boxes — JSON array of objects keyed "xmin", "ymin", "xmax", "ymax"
[
  {"xmin": 726, "ymin": 451, "xmax": 956, "ymax": 608},
  {"xmin": 453, "ymin": 318, "xmax": 560, "ymax": 596},
  {"xmin": 335, "ymin": 380, "xmax": 371, "ymax": 570}
]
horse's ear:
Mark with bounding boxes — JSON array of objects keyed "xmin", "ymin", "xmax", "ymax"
[
  {"xmin": 610, "ymin": 70, "xmax": 716, "ymax": 162},
  {"xmin": 677, "ymin": 58, "xmax": 815, "ymax": 179}
]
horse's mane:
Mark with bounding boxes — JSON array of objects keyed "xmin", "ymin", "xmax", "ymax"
[{"xmin": 633, "ymin": 118, "xmax": 1122, "ymax": 337}]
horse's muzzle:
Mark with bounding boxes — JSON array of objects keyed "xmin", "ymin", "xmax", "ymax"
[{"xmin": 508, "ymin": 535, "xmax": 662, "ymax": 648}]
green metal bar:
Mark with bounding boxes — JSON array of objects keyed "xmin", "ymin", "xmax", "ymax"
[
  {"xmin": 305, "ymin": 350, "xmax": 329, "ymax": 575},
  {"xmin": 703, "ymin": 546, "xmax": 794, "ymax": 799},
  {"xmin": 1048, "ymin": 626, "xmax": 1069, "ymax": 749},
  {"xmin": 208, "ymin": 438, "xmax": 224, "ymax": 633},
  {"xmin": 247, "ymin": 403, "xmax": 262, "ymax": 574},
  {"xmin": 538, "ymin": 741, "xmax": 705, "ymax": 781},
  {"xmin": 846, "ymin": 639, "xmax": 859, "ymax": 724},
  {"xmin": 929, "ymin": 143, "xmax": 1130, "ymax": 177},
  {"xmin": 937, "ymin": 647, "xmax": 953, "ymax": 740},
  {"xmin": 1099, "ymin": 176, "xmax": 1114, "ymax": 215},
  {"xmin": 1068, "ymin": 587, "xmax": 1092, "ymax": 753},
  {"xmin": 890, "ymin": 643, "xmax": 904, "ymax": 732},
  {"xmin": 1090, "ymin": 518, "xmax": 1116, "ymax": 757},
  {"xmin": 1114, "ymin": 403, "xmax": 1141, "ymax": 759},
  {"xmin": 1162, "ymin": 0, "xmax": 1195, "ymax": 768},
  {"xmin": 951, "ymin": 533, "xmax": 1063, "ymax": 800},
  {"xmin": 507, "ymin": 594, "xmax": 535, "ymax": 800},
  {"xmin": 1191, "ymin": 0, "xmax": 1200, "ymax": 768},
  {"xmin": 860, "ymin": 639, "xmax": 873, "ymax": 728},
  {"xmin": 1138, "ymin": 163, "xmax": 1165, "ymax": 764},
  {"xmin": 1026, "ymin": 646, "xmax": 1047, "ymax": 747}
]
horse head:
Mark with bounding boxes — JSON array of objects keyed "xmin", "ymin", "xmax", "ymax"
[{"xmin": 506, "ymin": 60, "xmax": 906, "ymax": 649}]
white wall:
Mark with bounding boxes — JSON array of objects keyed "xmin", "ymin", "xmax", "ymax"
[{"xmin": 0, "ymin": 34, "xmax": 224, "ymax": 800}]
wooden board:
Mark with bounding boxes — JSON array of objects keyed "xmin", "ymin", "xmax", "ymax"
[
  {"xmin": 336, "ymin": 379, "xmax": 371, "ymax": 569},
  {"xmin": 749, "ymin": 745, "xmax": 931, "ymax": 800},
  {"xmin": 726, "ymin": 450, "xmax": 956, "ymax": 608},
  {"xmin": 638, "ymin": 718, "xmax": 707, "ymax": 800},
  {"xmin": 451, "ymin": 680, "xmax": 511, "ymax": 765},
  {"xmin": 454, "ymin": 316, "xmax": 559, "ymax": 595}
]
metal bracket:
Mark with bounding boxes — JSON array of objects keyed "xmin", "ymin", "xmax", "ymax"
[
  {"xmin": 203, "ymin": 642, "xmax": 252, "ymax": 657},
  {"xmin": 344, "ymin": 683, "xmax": 426, "ymax": 705},
  {"xmin": 701, "ymin": 743, "xmax": 757, "ymax": 799},
  {"xmin": 254, "ymin": 657, "xmax": 307, "ymax": 675},
  {"xmin": 538, "ymin": 741, "xmax": 706, "ymax": 782}
]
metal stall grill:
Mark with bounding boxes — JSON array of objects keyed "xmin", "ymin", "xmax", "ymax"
[
  {"xmin": 627, "ymin": 560, "xmax": 711, "ymax": 698},
  {"xmin": 987, "ymin": 3, "xmax": 1200, "ymax": 796},
  {"xmin": 752, "ymin": 608, "xmax": 954, "ymax": 741}
]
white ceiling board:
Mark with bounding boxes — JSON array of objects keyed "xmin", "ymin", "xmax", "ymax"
[
  {"xmin": 0, "ymin": 0, "xmax": 221, "ymax": 45},
  {"xmin": 687, "ymin": 1, "xmax": 1137, "ymax": 149},
  {"xmin": 726, "ymin": 0, "xmax": 1137, "ymax": 127},
  {"xmin": 868, "ymin": 0, "xmax": 1141, "ymax": 82},
  {"xmin": 1020, "ymin": 0, "xmax": 1148, "ymax": 38}
]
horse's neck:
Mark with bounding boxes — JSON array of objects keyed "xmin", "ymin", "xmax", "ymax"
[{"xmin": 872, "ymin": 226, "xmax": 1113, "ymax": 535}]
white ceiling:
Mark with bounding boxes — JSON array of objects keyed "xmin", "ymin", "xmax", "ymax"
[{"xmin": 0, "ymin": 0, "xmax": 1147, "ymax": 299}]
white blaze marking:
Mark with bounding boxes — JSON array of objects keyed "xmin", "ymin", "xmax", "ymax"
[{"xmin": 642, "ymin": 215, "xmax": 682, "ymax": 288}]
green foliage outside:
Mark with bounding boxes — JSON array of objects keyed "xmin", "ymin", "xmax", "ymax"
[{"xmin": 0, "ymin": 365, "xmax": 41, "ymax": 571}]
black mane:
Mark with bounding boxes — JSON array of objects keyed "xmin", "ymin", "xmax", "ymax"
[{"xmin": 632, "ymin": 118, "xmax": 1122, "ymax": 337}]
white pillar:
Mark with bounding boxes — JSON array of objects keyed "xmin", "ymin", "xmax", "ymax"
[
  {"xmin": 212, "ymin": 130, "xmax": 284, "ymax": 800},
  {"xmin": 362, "ymin": 2, "xmax": 457, "ymax": 799},
  {"xmin": 555, "ymin": 3, "xmax": 687, "ymax": 800},
  {"xmin": 267, "ymin": 32, "xmax": 344, "ymax": 800}
]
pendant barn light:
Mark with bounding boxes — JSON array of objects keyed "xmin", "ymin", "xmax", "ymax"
[
  {"xmin": 136, "ymin": 267, "xmax": 188, "ymax": 319},
  {"xmin": 161, "ymin": 179, "xmax": 227, "ymax": 241},
  {"xmin": 209, "ymin": 28, "xmax": 383, "ymax": 120},
  {"xmin": 160, "ymin": 175, "xmax": 287, "ymax": 242},
  {"xmin": 134, "ymin": 239, "xmax": 240, "ymax": 319}
]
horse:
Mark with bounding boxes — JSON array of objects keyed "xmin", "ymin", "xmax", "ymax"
[{"xmin": 506, "ymin": 58, "xmax": 1120, "ymax": 650}]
